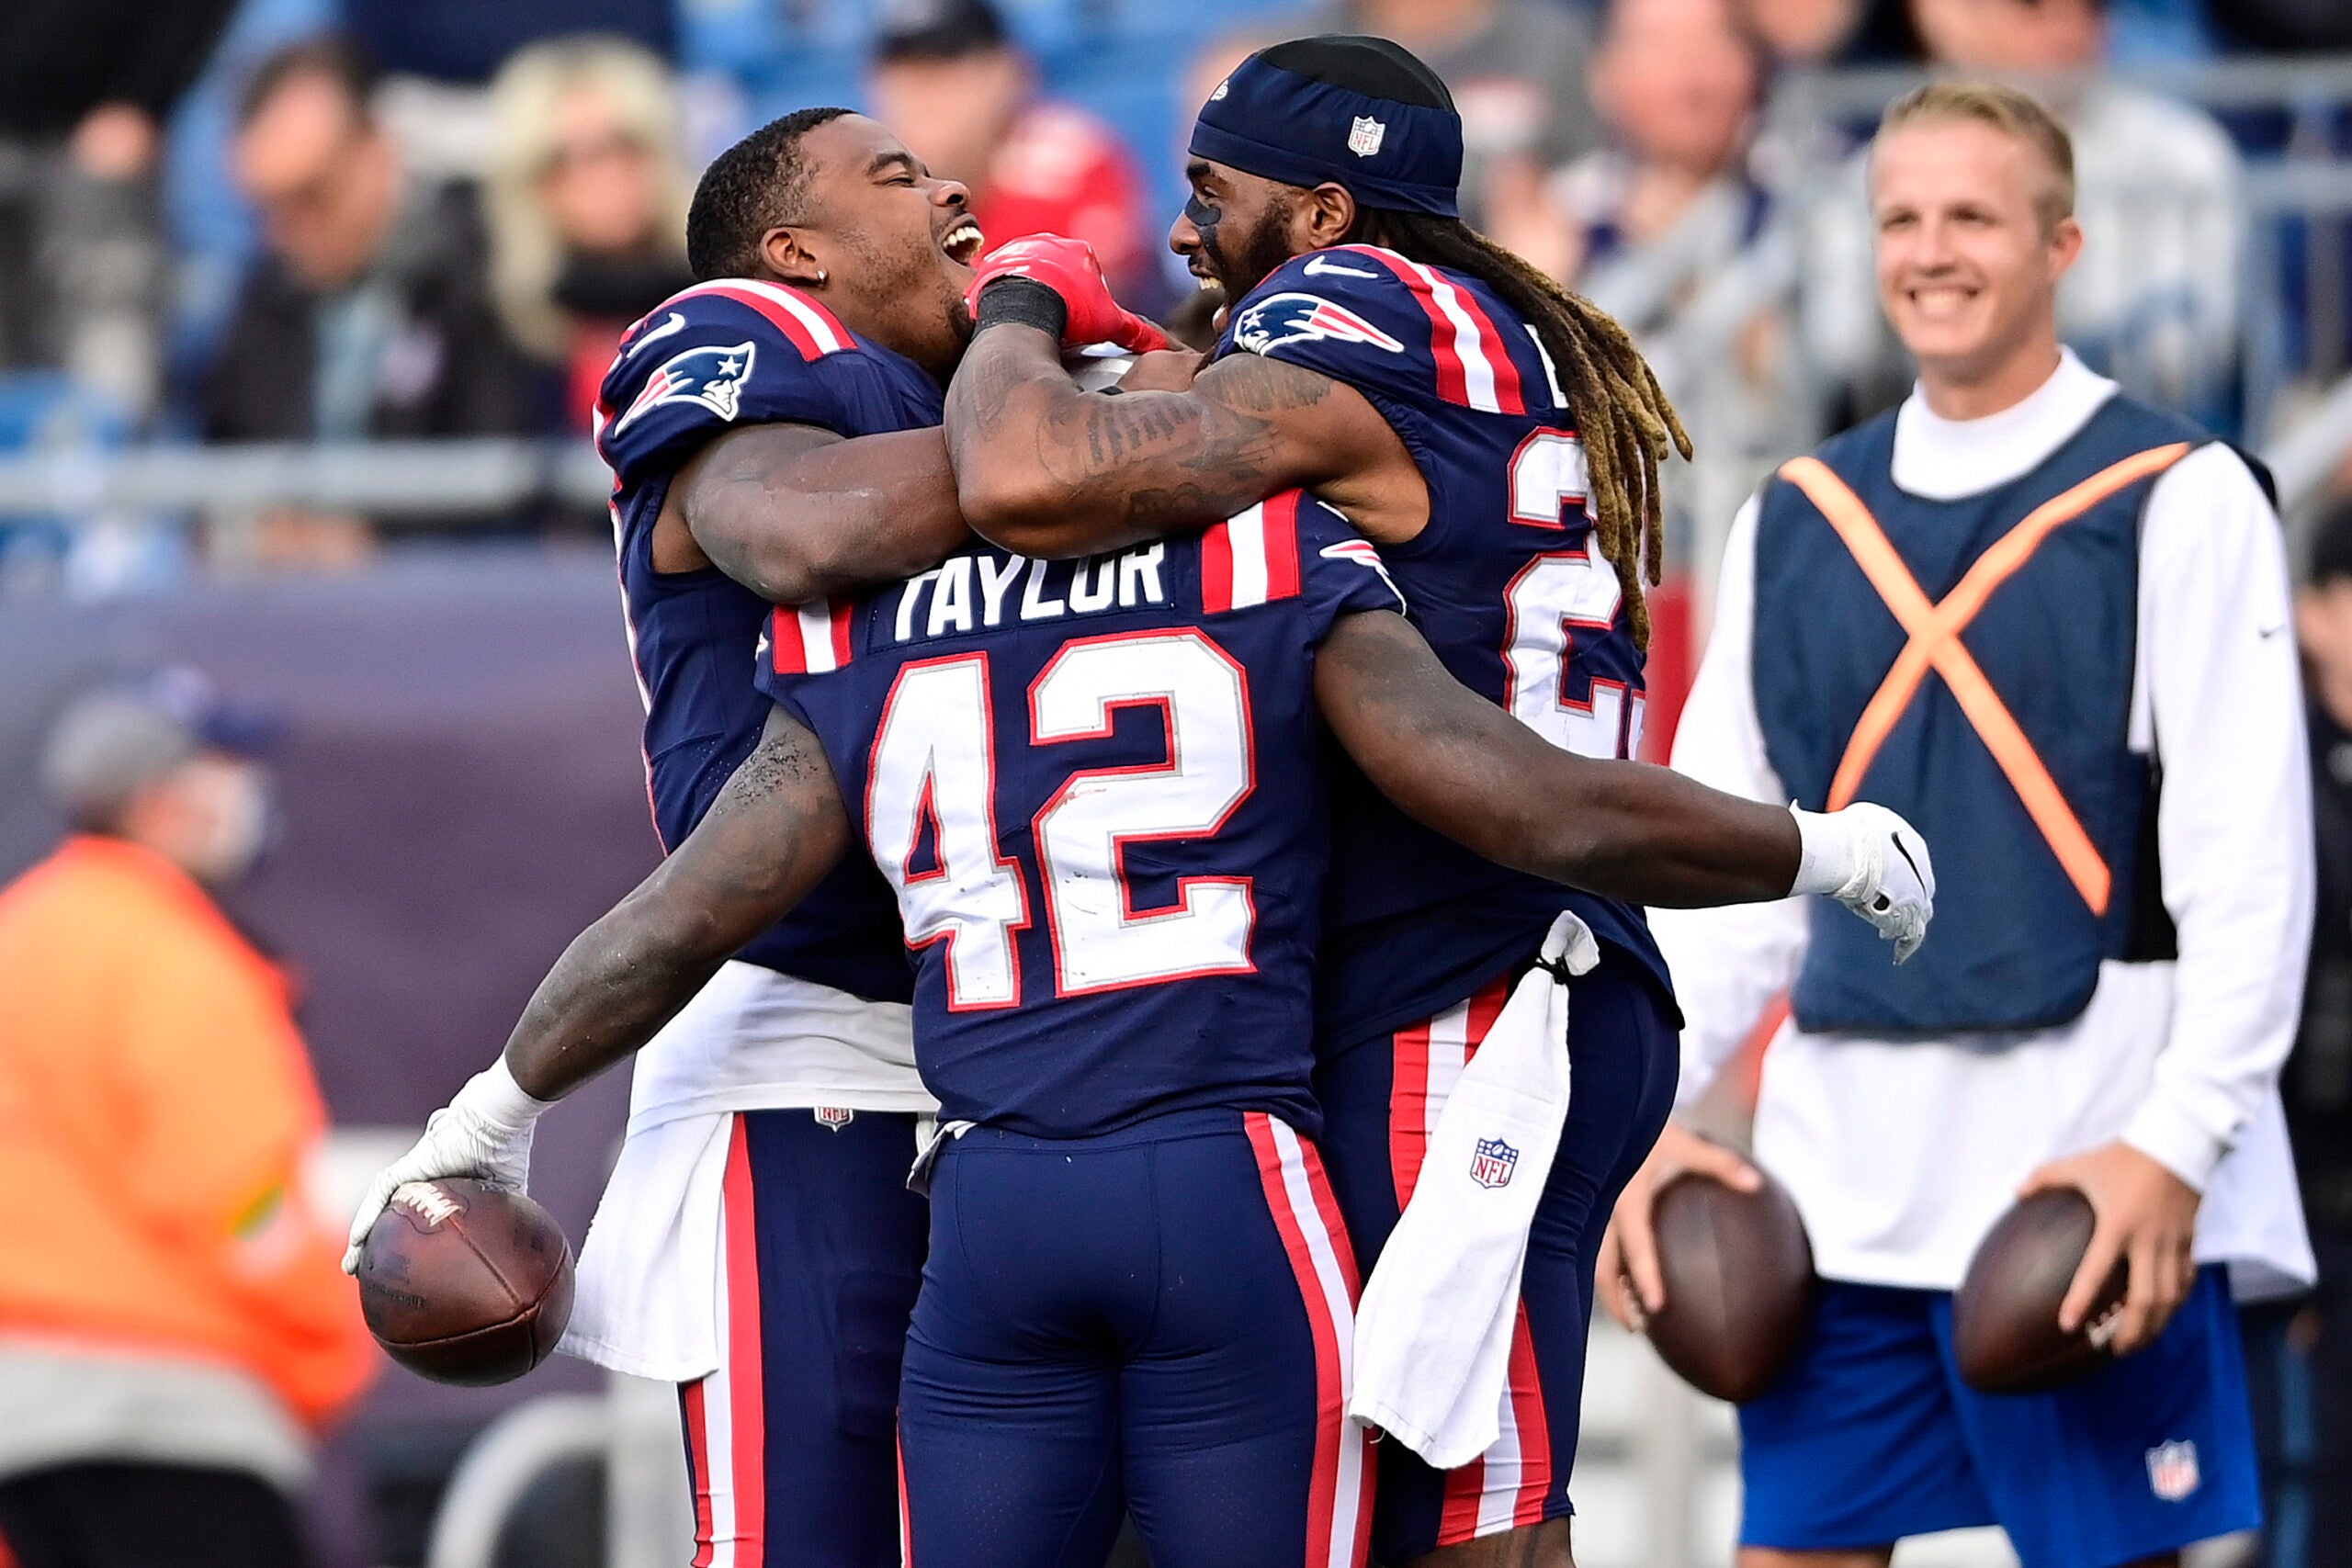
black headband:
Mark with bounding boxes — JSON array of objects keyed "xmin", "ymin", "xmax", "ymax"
[{"xmin": 1189, "ymin": 51, "xmax": 1463, "ymax": 219}]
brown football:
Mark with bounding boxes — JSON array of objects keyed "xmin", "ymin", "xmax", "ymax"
[
  {"xmin": 1643, "ymin": 1168, "xmax": 1816, "ymax": 1404},
  {"xmin": 356, "ymin": 1179, "xmax": 574, "ymax": 1386},
  {"xmin": 1953, "ymin": 1187, "xmax": 2127, "ymax": 1394}
]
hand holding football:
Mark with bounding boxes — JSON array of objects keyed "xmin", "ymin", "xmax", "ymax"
[{"xmin": 355, "ymin": 1178, "xmax": 573, "ymax": 1386}]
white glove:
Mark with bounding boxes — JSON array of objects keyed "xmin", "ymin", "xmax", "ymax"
[
  {"xmin": 1790, "ymin": 802, "xmax": 1936, "ymax": 964},
  {"xmin": 343, "ymin": 1058, "xmax": 552, "ymax": 1273}
]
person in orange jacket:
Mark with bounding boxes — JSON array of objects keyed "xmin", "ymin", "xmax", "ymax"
[{"xmin": 0, "ymin": 671, "xmax": 373, "ymax": 1568}]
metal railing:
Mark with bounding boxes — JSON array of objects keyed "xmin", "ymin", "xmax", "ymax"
[{"xmin": 0, "ymin": 438, "xmax": 612, "ymax": 521}]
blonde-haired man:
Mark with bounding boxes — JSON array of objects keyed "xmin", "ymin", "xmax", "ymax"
[{"xmin": 1601, "ymin": 83, "xmax": 2313, "ymax": 1568}]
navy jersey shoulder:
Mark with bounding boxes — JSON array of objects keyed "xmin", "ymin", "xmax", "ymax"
[
  {"xmin": 598, "ymin": 281, "xmax": 944, "ymax": 482},
  {"xmin": 1217, "ymin": 246, "xmax": 1675, "ymax": 1044},
  {"xmin": 759, "ymin": 495, "xmax": 1403, "ymax": 1138},
  {"xmin": 599, "ymin": 281, "xmax": 944, "ymax": 1004},
  {"xmin": 1216, "ymin": 243, "xmax": 1558, "ymax": 426}
]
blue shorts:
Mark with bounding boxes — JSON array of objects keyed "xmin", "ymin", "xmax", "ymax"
[
  {"xmin": 897, "ymin": 1108, "xmax": 1369, "ymax": 1568},
  {"xmin": 676, "ymin": 1108, "xmax": 930, "ymax": 1568},
  {"xmin": 1314, "ymin": 950, "xmax": 1680, "ymax": 1561},
  {"xmin": 1739, "ymin": 1268, "xmax": 2263, "ymax": 1568}
]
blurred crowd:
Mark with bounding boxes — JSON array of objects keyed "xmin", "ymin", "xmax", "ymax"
[{"xmin": 0, "ymin": 0, "xmax": 2348, "ymax": 585}]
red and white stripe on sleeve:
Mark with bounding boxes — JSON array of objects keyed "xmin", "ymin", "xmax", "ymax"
[
  {"xmin": 1336, "ymin": 245, "xmax": 1528, "ymax": 417},
  {"xmin": 768, "ymin": 597, "xmax": 857, "ymax": 675},
  {"xmin": 1202, "ymin": 491, "xmax": 1306, "ymax": 614},
  {"xmin": 662, "ymin": 279, "xmax": 855, "ymax": 361}
]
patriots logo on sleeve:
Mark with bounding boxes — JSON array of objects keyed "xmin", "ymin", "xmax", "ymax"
[
  {"xmin": 615, "ymin": 341, "xmax": 759, "ymax": 432},
  {"xmin": 1319, "ymin": 538, "xmax": 1406, "ymax": 606},
  {"xmin": 1231, "ymin": 292, "xmax": 1405, "ymax": 356}
]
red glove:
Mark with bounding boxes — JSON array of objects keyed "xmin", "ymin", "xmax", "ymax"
[{"xmin": 967, "ymin": 234, "xmax": 1169, "ymax": 355}]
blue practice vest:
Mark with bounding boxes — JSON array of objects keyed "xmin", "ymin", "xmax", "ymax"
[{"xmin": 1751, "ymin": 393, "xmax": 2202, "ymax": 1035}]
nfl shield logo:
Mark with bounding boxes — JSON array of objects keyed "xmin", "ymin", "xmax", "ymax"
[
  {"xmin": 2145, "ymin": 1440, "xmax": 2200, "ymax": 1501},
  {"xmin": 1347, "ymin": 116, "xmax": 1386, "ymax": 158},
  {"xmin": 1470, "ymin": 1137, "xmax": 1519, "ymax": 1189},
  {"xmin": 813, "ymin": 1106, "xmax": 855, "ymax": 1133}
]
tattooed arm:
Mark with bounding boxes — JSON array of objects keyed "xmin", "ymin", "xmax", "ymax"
[
  {"xmin": 1314, "ymin": 610, "xmax": 1803, "ymax": 907},
  {"xmin": 654, "ymin": 423, "xmax": 971, "ymax": 604},
  {"xmin": 503, "ymin": 706, "xmax": 853, "ymax": 1100},
  {"xmin": 942, "ymin": 321, "xmax": 1427, "ymax": 558}
]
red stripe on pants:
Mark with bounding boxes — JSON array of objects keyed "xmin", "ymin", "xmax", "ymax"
[
  {"xmin": 1245, "ymin": 1112, "xmax": 1370, "ymax": 1568},
  {"xmin": 683, "ymin": 1380, "xmax": 716, "ymax": 1567},
  {"xmin": 1388, "ymin": 1019, "xmax": 1435, "ymax": 1210},
  {"xmin": 723, "ymin": 1117, "xmax": 767, "ymax": 1564},
  {"xmin": 1507, "ymin": 1305, "xmax": 1554, "ymax": 1526}
]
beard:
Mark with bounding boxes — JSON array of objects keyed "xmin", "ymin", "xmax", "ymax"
[
  {"xmin": 836, "ymin": 226, "xmax": 970, "ymax": 377},
  {"xmin": 1201, "ymin": 196, "xmax": 1303, "ymax": 304}
]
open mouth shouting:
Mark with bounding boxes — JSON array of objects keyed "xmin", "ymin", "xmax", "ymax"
[{"xmin": 942, "ymin": 217, "xmax": 985, "ymax": 267}]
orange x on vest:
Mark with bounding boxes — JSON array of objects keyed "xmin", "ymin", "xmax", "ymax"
[{"xmin": 1778, "ymin": 442, "xmax": 2191, "ymax": 916}]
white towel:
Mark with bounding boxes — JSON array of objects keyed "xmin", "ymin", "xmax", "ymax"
[
  {"xmin": 560, "ymin": 1111, "xmax": 734, "ymax": 1382},
  {"xmin": 1348, "ymin": 912, "xmax": 1597, "ymax": 1469}
]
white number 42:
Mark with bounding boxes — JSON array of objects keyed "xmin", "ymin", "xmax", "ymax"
[{"xmin": 865, "ymin": 630, "xmax": 1256, "ymax": 1010}]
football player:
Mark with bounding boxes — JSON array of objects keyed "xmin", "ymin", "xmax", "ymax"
[
  {"xmin": 361, "ymin": 107, "xmax": 977, "ymax": 1568},
  {"xmin": 348, "ymin": 491, "xmax": 1927, "ymax": 1566},
  {"xmin": 936, "ymin": 34, "xmax": 1709, "ymax": 1565}
]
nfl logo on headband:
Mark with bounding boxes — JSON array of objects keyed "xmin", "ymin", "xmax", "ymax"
[{"xmin": 1190, "ymin": 51, "xmax": 1461, "ymax": 218}]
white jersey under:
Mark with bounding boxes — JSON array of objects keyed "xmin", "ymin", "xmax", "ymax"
[{"xmin": 624, "ymin": 960, "xmax": 933, "ymax": 1136}]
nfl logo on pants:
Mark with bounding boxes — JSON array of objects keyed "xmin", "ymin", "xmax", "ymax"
[
  {"xmin": 1470, "ymin": 1137, "xmax": 1518, "ymax": 1189},
  {"xmin": 2145, "ymin": 1440, "xmax": 2200, "ymax": 1502}
]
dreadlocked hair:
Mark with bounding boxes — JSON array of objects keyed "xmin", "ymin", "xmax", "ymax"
[
  {"xmin": 1245, "ymin": 34, "xmax": 1690, "ymax": 648},
  {"xmin": 1361, "ymin": 209, "xmax": 1690, "ymax": 649}
]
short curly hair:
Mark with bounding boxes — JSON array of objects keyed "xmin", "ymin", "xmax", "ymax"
[{"xmin": 684, "ymin": 107, "xmax": 855, "ymax": 281}]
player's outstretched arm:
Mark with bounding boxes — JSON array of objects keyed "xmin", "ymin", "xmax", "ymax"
[
  {"xmin": 343, "ymin": 708, "xmax": 853, "ymax": 1268},
  {"xmin": 1313, "ymin": 610, "xmax": 1934, "ymax": 951},
  {"xmin": 665, "ymin": 423, "xmax": 971, "ymax": 604},
  {"xmin": 503, "ymin": 705, "xmax": 853, "ymax": 1100}
]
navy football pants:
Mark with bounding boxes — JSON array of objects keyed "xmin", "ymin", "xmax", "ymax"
[
  {"xmin": 677, "ymin": 1109, "xmax": 929, "ymax": 1568},
  {"xmin": 1315, "ymin": 950, "xmax": 1679, "ymax": 1560},
  {"xmin": 898, "ymin": 1108, "xmax": 1370, "ymax": 1568}
]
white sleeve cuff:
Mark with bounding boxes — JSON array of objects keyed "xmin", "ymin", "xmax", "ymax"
[
  {"xmin": 1788, "ymin": 807, "xmax": 1858, "ymax": 899},
  {"xmin": 464, "ymin": 1056, "xmax": 557, "ymax": 1130},
  {"xmin": 2121, "ymin": 1095, "xmax": 2229, "ymax": 1193}
]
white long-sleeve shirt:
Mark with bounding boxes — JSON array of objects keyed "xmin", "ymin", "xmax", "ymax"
[{"xmin": 1654, "ymin": 350, "xmax": 2317, "ymax": 1299}]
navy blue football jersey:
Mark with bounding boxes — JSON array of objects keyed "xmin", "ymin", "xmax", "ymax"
[
  {"xmin": 760, "ymin": 493, "xmax": 1405, "ymax": 1138},
  {"xmin": 596, "ymin": 278, "xmax": 943, "ymax": 1003},
  {"xmin": 1214, "ymin": 244, "xmax": 1676, "ymax": 1048}
]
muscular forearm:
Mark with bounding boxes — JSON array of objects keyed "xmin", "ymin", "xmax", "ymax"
[
  {"xmin": 1317, "ymin": 610, "xmax": 1800, "ymax": 908},
  {"xmin": 503, "ymin": 708, "xmax": 854, "ymax": 1099},
  {"xmin": 1407, "ymin": 713, "xmax": 1799, "ymax": 906},
  {"xmin": 1501, "ymin": 756, "xmax": 1801, "ymax": 906},
  {"xmin": 943, "ymin": 322, "xmax": 1288, "ymax": 555},
  {"xmin": 501, "ymin": 876, "xmax": 737, "ymax": 1100},
  {"xmin": 682, "ymin": 424, "xmax": 971, "ymax": 603}
]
